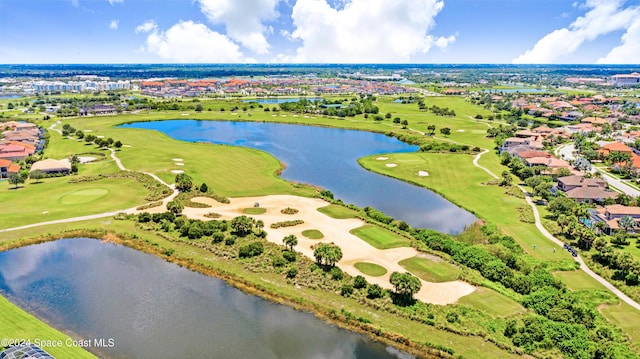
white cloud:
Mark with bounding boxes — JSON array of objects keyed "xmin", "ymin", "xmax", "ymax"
[
  {"xmin": 71, "ymin": 0, "xmax": 79, "ymax": 7},
  {"xmin": 598, "ymin": 18, "xmax": 640, "ymax": 63},
  {"xmin": 108, "ymin": 0, "xmax": 124, "ymax": 4},
  {"xmin": 135, "ymin": 20, "xmax": 157, "ymax": 34},
  {"xmin": 513, "ymin": 0, "xmax": 640, "ymax": 64},
  {"xmin": 139, "ymin": 20, "xmax": 245, "ymax": 63},
  {"xmin": 109, "ymin": 20, "xmax": 119, "ymax": 31},
  {"xmin": 197, "ymin": 0, "xmax": 280, "ymax": 54},
  {"xmin": 284, "ymin": 0, "xmax": 452, "ymax": 63}
]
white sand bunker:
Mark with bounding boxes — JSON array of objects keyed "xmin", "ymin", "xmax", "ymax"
[
  {"xmin": 181, "ymin": 113, "xmax": 190, "ymax": 116},
  {"xmin": 175, "ymin": 162, "xmax": 184, "ymax": 166},
  {"xmin": 83, "ymin": 129, "xmax": 93, "ymax": 132},
  {"xmin": 170, "ymin": 170, "xmax": 184, "ymax": 174},
  {"xmin": 418, "ymin": 171, "xmax": 429, "ymax": 177},
  {"xmin": 385, "ymin": 163, "xmax": 398, "ymax": 168},
  {"xmin": 77, "ymin": 156, "xmax": 96, "ymax": 164},
  {"xmin": 122, "ymin": 145, "xmax": 132, "ymax": 148},
  {"xmin": 456, "ymin": 129, "xmax": 465, "ymax": 132},
  {"xmin": 376, "ymin": 156, "xmax": 389, "ymax": 161},
  {"xmin": 96, "ymin": 135, "xmax": 104, "ymax": 138},
  {"xmin": 172, "ymin": 158, "xmax": 183, "ymax": 162}
]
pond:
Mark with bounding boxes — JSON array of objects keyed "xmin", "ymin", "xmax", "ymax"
[
  {"xmin": 120, "ymin": 120, "xmax": 476, "ymax": 233},
  {"xmin": 242, "ymin": 98, "xmax": 320, "ymax": 104},
  {"xmin": 0, "ymin": 238, "xmax": 414, "ymax": 359}
]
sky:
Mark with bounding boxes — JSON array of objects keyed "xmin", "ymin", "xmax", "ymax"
[{"xmin": 0, "ymin": 0, "xmax": 639, "ymax": 64}]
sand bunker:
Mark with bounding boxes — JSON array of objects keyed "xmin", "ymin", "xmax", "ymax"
[
  {"xmin": 77, "ymin": 156, "xmax": 96, "ymax": 164},
  {"xmin": 122, "ymin": 145, "xmax": 132, "ymax": 148},
  {"xmin": 172, "ymin": 158, "xmax": 183, "ymax": 162},
  {"xmin": 181, "ymin": 113, "xmax": 190, "ymax": 116},
  {"xmin": 456, "ymin": 129, "xmax": 465, "ymax": 132},
  {"xmin": 179, "ymin": 195, "xmax": 476, "ymax": 305},
  {"xmin": 170, "ymin": 170, "xmax": 184, "ymax": 174},
  {"xmin": 175, "ymin": 163, "xmax": 184, "ymax": 166},
  {"xmin": 376, "ymin": 156, "xmax": 389, "ymax": 161},
  {"xmin": 83, "ymin": 130, "xmax": 93, "ymax": 132},
  {"xmin": 418, "ymin": 171, "xmax": 429, "ymax": 177},
  {"xmin": 385, "ymin": 163, "xmax": 398, "ymax": 168}
]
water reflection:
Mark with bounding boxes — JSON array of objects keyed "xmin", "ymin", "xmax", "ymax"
[{"xmin": 0, "ymin": 238, "xmax": 413, "ymax": 359}]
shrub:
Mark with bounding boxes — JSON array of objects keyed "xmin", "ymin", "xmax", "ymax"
[
  {"xmin": 199, "ymin": 183, "xmax": 208, "ymax": 192},
  {"xmin": 286, "ymin": 266, "xmax": 298, "ymax": 278},
  {"xmin": 446, "ymin": 312, "xmax": 459, "ymax": 323},
  {"xmin": 282, "ymin": 251, "xmax": 297, "ymax": 262},
  {"xmin": 239, "ymin": 242, "xmax": 264, "ymax": 258},
  {"xmin": 330, "ymin": 267, "xmax": 344, "ymax": 280},
  {"xmin": 367, "ymin": 284, "xmax": 384, "ymax": 299},
  {"xmin": 270, "ymin": 220, "xmax": 304, "ymax": 229},
  {"xmin": 211, "ymin": 232, "xmax": 224, "ymax": 244},
  {"xmin": 224, "ymin": 236, "xmax": 236, "ymax": 246},
  {"xmin": 341, "ymin": 284, "xmax": 354, "ymax": 297},
  {"xmin": 137, "ymin": 212, "xmax": 152, "ymax": 223},
  {"xmin": 281, "ymin": 207, "xmax": 299, "ymax": 215},
  {"xmin": 353, "ymin": 275, "xmax": 368, "ymax": 289},
  {"xmin": 272, "ymin": 256, "xmax": 287, "ymax": 268}
]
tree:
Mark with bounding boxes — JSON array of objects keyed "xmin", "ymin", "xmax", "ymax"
[
  {"xmin": 389, "ymin": 272, "xmax": 422, "ymax": 302},
  {"xmin": 283, "ymin": 234, "xmax": 298, "ymax": 251},
  {"xmin": 167, "ymin": 200, "xmax": 184, "ymax": 215},
  {"xmin": 500, "ymin": 170, "xmax": 512, "ymax": 186},
  {"xmin": 556, "ymin": 168, "xmax": 571, "ymax": 178},
  {"xmin": 353, "ymin": 275, "xmax": 368, "ymax": 289},
  {"xmin": 114, "ymin": 140, "xmax": 123, "ymax": 149},
  {"xmin": 30, "ymin": 170, "xmax": 45, "ymax": 183},
  {"xmin": 313, "ymin": 243, "xmax": 343, "ymax": 267},
  {"xmin": 401, "ymin": 119, "xmax": 409, "ymax": 129},
  {"xmin": 75, "ymin": 130, "xmax": 84, "ymax": 139},
  {"xmin": 175, "ymin": 173, "xmax": 193, "ymax": 192},
  {"xmin": 199, "ymin": 183, "xmax": 208, "ymax": 193},
  {"xmin": 367, "ymin": 284, "xmax": 384, "ymax": 299},
  {"xmin": 427, "ymin": 124, "xmax": 436, "ymax": 135},
  {"xmin": 231, "ymin": 215, "xmax": 254, "ymax": 236},
  {"xmin": 255, "ymin": 219, "xmax": 264, "ymax": 232},
  {"xmin": 440, "ymin": 127, "xmax": 451, "ymax": 137},
  {"xmin": 548, "ymin": 196, "xmax": 576, "ymax": 217},
  {"xmin": 393, "ymin": 117, "xmax": 401, "ymax": 124},
  {"xmin": 618, "ymin": 215, "xmax": 636, "ymax": 232},
  {"xmin": 195, "ymin": 104, "xmax": 203, "ymax": 112},
  {"xmin": 8, "ymin": 173, "xmax": 24, "ymax": 189},
  {"xmin": 385, "ymin": 112, "xmax": 392, "ymax": 119}
]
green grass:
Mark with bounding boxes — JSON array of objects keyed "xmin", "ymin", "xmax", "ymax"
[
  {"xmin": 350, "ymin": 225, "xmax": 412, "ymax": 249},
  {"xmin": 358, "ymin": 152, "xmax": 572, "ymax": 262},
  {"xmin": 599, "ymin": 302, "xmax": 640, "ymax": 345},
  {"xmin": 317, "ymin": 204, "xmax": 358, "ymax": 219},
  {"xmin": 301, "ymin": 229, "xmax": 324, "ymax": 239},
  {"xmin": 0, "ymin": 295, "xmax": 97, "ymax": 358},
  {"xmin": 242, "ymin": 207, "xmax": 266, "ymax": 215},
  {"xmin": 354, "ymin": 262, "xmax": 388, "ymax": 276},
  {"xmin": 0, "ymin": 219, "xmax": 521, "ymax": 359},
  {"xmin": 456, "ymin": 287, "xmax": 525, "ymax": 317},
  {"xmin": 398, "ymin": 256, "xmax": 462, "ymax": 282},
  {"xmin": 0, "ymin": 177, "xmax": 150, "ymax": 228},
  {"xmin": 554, "ymin": 270, "xmax": 606, "ymax": 291}
]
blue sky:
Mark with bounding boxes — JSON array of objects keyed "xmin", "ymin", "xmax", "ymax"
[{"xmin": 1, "ymin": 0, "xmax": 639, "ymax": 64}]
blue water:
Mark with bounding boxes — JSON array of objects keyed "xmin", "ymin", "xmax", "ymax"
[
  {"xmin": 482, "ymin": 88, "xmax": 548, "ymax": 93},
  {"xmin": 0, "ymin": 94, "xmax": 22, "ymax": 99},
  {"xmin": 0, "ymin": 238, "xmax": 411, "ymax": 359},
  {"xmin": 121, "ymin": 120, "xmax": 476, "ymax": 233}
]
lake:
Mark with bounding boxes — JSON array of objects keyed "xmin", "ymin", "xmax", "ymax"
[
  {"xmin": 121, "ymin": 120, "xmax": 476, "ymax": 233},
  {"xmin": 0, "ymin": 238, "xmax": 413, "ymax": 359}
]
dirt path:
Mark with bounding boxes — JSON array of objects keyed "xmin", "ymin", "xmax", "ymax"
[{"xmin": 183, "ymin": 195, "xmax": 476, "ymax": 305}]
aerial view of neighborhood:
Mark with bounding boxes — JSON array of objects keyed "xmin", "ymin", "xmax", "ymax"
[{"xmin": 2, "ymin": 0, "xmax": 640, "ymax": 359}]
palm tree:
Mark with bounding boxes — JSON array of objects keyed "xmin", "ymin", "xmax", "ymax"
[
  {"xmin": 618, "ymin": 215, "xmax": 636, "ymax": 233},
  {"xmin": 282, "ymin": 234, "xmax": 298, "ymax": 251}
]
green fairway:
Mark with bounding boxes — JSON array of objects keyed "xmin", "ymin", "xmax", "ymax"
[
  {"xmin": 456, "ymin": 287, "xmax": 525, "ymax": 317},
  {"xmin": 359, "ymin": 152, "xmax": 572, "ymax": 262},
  {"xmin": 317, "ymin": 204, "xmax": 358, "ymax": 219},
  {"xmin": 554, "ymin": 270, "xmax": 606, "ymax": 291},
  {"xmin": 599, "ymin": 302, "xmax": 640, "ymax": 344},
  {"xmin": 301, "ymin": 229, "xmax": 324, "ymax": 239},
  {"xmin": 0, "ymin": 177, "xmax": 150, "ymax": 228},
  {"xmin": 354, "ymin": 262, "xmax": 388, "ymax": 277},
  {"xmin": 398, "ymin": 256, "xmax": 462, "ymax": 282},
  {"xmin": 0, "ymin": 295, "xmax": 97, "ymax": 358},
  {"xmin": 350, "ymin": 225, "xmax": 412, "ymax": 249},
  {"xmin": 242, "ymin": 207, "xmax": 266, "ymax": 215}
]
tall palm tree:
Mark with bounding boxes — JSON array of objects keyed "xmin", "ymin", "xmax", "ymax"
[{"xmin": 618, "ymin": 215, "xmax": 636, "ymax": 233}]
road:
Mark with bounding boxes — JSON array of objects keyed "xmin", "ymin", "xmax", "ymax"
[
  {"xmin": 556, "ymin": 143, "xmax": 640, "ymax": 197},
  {"xmin": 474, "ymin": 149, "xmax": 640, "ymax": 310}
]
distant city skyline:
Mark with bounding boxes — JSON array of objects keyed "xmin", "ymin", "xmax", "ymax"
[{"xmin": 1, "ymin": 0, "xmax": 639, "ymax": 64}]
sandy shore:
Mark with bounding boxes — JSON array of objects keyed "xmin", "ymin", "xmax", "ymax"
[{"xmin": 178, "ymin": 195, "xmax": 475, "ymax": 305}]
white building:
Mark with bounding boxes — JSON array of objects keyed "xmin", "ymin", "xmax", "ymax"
[{"xmin": 610, "ymin": 73, "xmax": 640, "ymax": 87}]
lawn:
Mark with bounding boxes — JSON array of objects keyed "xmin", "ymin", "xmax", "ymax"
[
  {"xmin": 0, "ymin": 294, "xmax": 97, "ymax": 358},
  {"xmin": 398, "ymin": 256, "xmax": 462, "ymax": 283},
  {"xmin": 317, "ymin": 204, "xmax": 358, "ymax": 219},
  {"xmin": 358, "ymin": 152, "xmax": 572, "ymax": 262},
  {"xmin": 354, "ymin": 262, "xmax": 388, "ymax": 277},
  {"xmin": 350, "ymin": 225, "xmax": 412, "ymax": 249},
  {"xmin": 301, "ymin": 229, "xmax": 324, "ymax": 239},
  {"xmin": 456, "ymin": 287, "xmax": 525, "ymax": 318},
  {"xmin": 554, "ymin": 270, "xmax": 606, "ymax": 291},
  {"xmin": 243, "ymin": 207, "xmax": 266, "ymax": 215},
  {"xmin": 0, "ymin": 177, "xmax": 150, "ymax": 228},
  {"xmin": 599, "ymin": 302, "xmax": 640, "ymax": 345}
]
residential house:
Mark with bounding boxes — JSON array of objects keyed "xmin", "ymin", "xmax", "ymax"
[
  {"xmin": 597, "ymin": 142, "xmax": 634, "ymax": 157},
  {"xmin": 0, "ymin": 159, "xmax": 20, "ymax": 179},
  {"xmin": 0, "ymin": 143, "xmax": 31, "ymax": 161},
  {"xmin": 565, "ymin": 186, "xmax": 619, "ymax": 204},
  {"xmin": 79, "ymin": 104, "xmax": 117, "ymax": 116},
  {"xmin": 557, "ymin": 175, "xmax": 607, "ymax": 192},
  {"xmin": 590, "ymin": 204, "xmax": 640, "ymax": 234},
  {"xmin": 30, "ymin": 159, "xmax": 71, "ymax": 174},
  {"xmin": 501, "ymin": 137, "xmax": 544, "ymax": 152}
]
